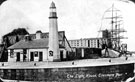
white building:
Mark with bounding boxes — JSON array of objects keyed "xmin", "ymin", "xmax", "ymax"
[
  {"xmin": 8, "ymin": 31, "xmax": 71, "ymax": 62},
  {"xmin": 68, "ymin": 38, "xmax": 103, "ymax": 48},
  {"xmin": 8, "ymin": 2, "xmax": 71, "ymax": 62}
]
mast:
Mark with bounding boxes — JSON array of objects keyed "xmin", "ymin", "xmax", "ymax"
[{"xmin": 101, "ymin": 4, "xmax": 126, "ymax": 51}]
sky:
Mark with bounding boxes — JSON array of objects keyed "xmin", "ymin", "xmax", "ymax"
[{"xmin": 0, "ymin": 0, "xmax": 135, "ymax": 51}]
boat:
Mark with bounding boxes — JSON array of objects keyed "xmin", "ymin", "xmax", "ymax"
[{"xmin": 0, "ymin": 2, "xmax": 135, "ymax": 82}]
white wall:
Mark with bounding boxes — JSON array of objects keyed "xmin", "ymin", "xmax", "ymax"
[
  {"xmin": 60, "ymin": 48, "xmax": 66, "ymax": 59},
  {"xmin": 8, "ymin": 49, "xmax": 23, "ymax": 62},
  {"xmin": 8, "ymin": 48, "xmax": 48, "ymax": 62},
  {"xmin": 28, "ymin": 48, "xmax": 48, "ymax": 61},
  {"xmin": 8, "ymin": 48, "xmax": 67, "ymax": 62}
]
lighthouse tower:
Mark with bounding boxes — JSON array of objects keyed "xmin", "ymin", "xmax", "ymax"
[{"xmin": 48, "ymin": 2, "xmax": 60, "ymax": 61}]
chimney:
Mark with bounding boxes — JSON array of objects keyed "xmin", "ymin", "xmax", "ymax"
[
  {"xmin": 36, "ymin": 30, "xmax": 42, "ymax": 39},
  {"xmin": 25, "ymin": 35, "xmax": 31, "ymax": 41}
]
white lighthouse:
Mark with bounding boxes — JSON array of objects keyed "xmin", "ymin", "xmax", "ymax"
[{"xmin": 48, "ymin": 2, "xmax": 60, "ymax": 61}]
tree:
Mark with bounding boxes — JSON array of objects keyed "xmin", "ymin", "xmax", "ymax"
[
  {"xmin": 2, "ymin": 28, "xmax": 29, "ymax": 46},
  {"xmin": 3, "ymin": 28, "xmax": 29, "ymax": 39},
  {"xmin": 0, "ymin": 28, "xmax": 29, "ymax": 62}
]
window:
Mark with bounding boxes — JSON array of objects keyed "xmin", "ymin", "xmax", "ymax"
[
  {"xmin": 10, "ymin": 49, "xmax": 14, "ymax": 58},
  {"xmin": 49, "ymin": 51, "xmax": 53, "ymax": 56},
  {"xmin": 34, "ymin": 51, "xmax": 38, "ymax": 57},
  {"xmin": 39, "ymin": 52, "xmax": 43, "ymax": 61},
  {"xmin": 77, "ymin": 43, "xmax": 79, "ymax": 46}
]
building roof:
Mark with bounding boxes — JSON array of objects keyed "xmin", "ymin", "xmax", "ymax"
[
  {"xmin": 8, "ymin": 31, "xmax": 67, "ymax": 49},
  {"xmin": 36, "ymin": 30, "xmax": 42, "ymax": 33},
  {"xmin": 8, "ymin": 38, "xmax": 65, "ymax": 49},
  {"xmin": 8, "ymin": 39, "xmax": 49, "ymax": 49},
  {"xmin": 68, "ymin": 37, "xmax": 103, "ymax": 41},
  {"xmin": 29, "ymin": 31, "xmax": 65, "ymax": 41},
  {"xmin": 50, "ymin": 1, "xmax": 56, "ymax": 8}
]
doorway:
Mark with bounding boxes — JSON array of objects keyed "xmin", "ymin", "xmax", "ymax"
[
  {"xmin": 30, "ymin": 52, "xmax": 34, "ymax": 61},
  {"xmin": 16, "ymin": 52, "xmax": 20, "ymax": 61},
  {"xmin": 60, "ymin": 50, "xmax": 63, "ymax": 61},
  {"xmin": 39, "ymin": 52, "xmax": 43, "ymax": 61}
]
